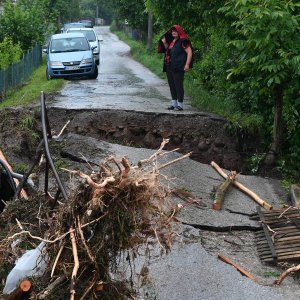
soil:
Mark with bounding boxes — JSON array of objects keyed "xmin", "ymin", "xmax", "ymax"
[{"xmin": 0, "ymin": 103, "xmax": 263, "ymax": 173}]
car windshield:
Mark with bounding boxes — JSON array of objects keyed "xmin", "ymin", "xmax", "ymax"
[
  {"xmin": 50, "ymin": 37, "xmax": 90, "ymax": 53},
  {"xmin": 69, "ymin": 30, "xmax": 96, "ymax": 42}
]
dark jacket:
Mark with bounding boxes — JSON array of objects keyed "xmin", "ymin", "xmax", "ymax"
[{"xmin": 157, "ymin": 25, "xmax": 192, "ymax": 72}]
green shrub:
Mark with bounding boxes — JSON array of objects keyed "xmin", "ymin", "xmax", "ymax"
[{"xmin": 0, "ymin": 37, "xmax": 23, "ymax": 69}]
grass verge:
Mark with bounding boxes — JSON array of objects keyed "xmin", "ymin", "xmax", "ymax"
[{"xmin": 0, "ymin": 57, "xmax": 65, "ymax": 108}]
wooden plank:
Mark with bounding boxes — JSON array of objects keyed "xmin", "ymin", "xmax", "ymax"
[
  {"xmin": 258, "ymin": 246, "xmax": 300, "ymax": 257},
  {"xmin": 256, "ymin": 228, "xmax": 300, "ymax": 240},
  {"xmin": 218, "ymin": 255, "xmax": 257, "ymax": 282},
  {"xmin": 261, "ymin": 208, "xmax": 300, "ymax": 215},
  {"xmin": 257, "ymin": 206, "xmax": 277, "ymax": 263},
  {"xmin": 261, "ymin": 219, "xmax": 300, "ymax": 226},
  {"xmin": 256, "ymin": 207, "xmax": 300, "ymax": 263},
  {"xmin": 257, "ymin": 242, "xmax": 300, "ymax": 251},
  {"xmin": 257, "ymin": 242, "xmax": 300, "ymax": 252},
  {"xmin": 260, "ymin": 251, "xmax": 300, "ymax": 261},
  {"xmin": 292, "ymin": 217, "xmax": 300, "ymax": 232},
  {"xmin": 256, "ymin": 236, "xmax": 300, "ymax": 246},
  {"xmin": 263, "ymin": 212, "xmax": 300, "ymax": 219}
]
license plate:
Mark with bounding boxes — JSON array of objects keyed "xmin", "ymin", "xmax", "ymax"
[{"xmin": 65, "ymin": 66, "xmax": 80, "ymax": 70}]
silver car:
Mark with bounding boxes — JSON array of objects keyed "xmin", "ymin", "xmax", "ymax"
[
  {"xmin": 43, "ymin": 32, "xmax": 98, "ymax": 80},
  {"xmin": 66, "ymin": 28, "xmax": 101, "ymax": 65}
]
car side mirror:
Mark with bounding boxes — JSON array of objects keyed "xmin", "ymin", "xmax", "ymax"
[{"xmin": 42, "ymin": 48, "xmax": 48, "ymax": 54}]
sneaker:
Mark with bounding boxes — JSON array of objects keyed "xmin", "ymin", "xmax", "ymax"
[
  {"xmin": 167, "ymin": 106, "xmax": 175, "ymax": 110},
  {"xmin": 176, "ymin": 106, "xmax": 183, "ymax": 111}
]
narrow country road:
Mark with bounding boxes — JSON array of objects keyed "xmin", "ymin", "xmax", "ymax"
[
  {"xmin": 48, "ymin": 26, "xmax": 198, "ymax": 114},
  {"xmin": 42, "ymin": 26, "xmax": 297, "ymax": 300}
]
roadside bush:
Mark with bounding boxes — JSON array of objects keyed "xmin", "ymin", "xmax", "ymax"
[{"xmin": 0, "ymin": 37, "xmax": 22, "ymax": 70}]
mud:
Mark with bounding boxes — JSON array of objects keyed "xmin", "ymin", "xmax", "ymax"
[{"xmin": 0, "ymin": 105, "xmax": 261, "ymax": 173}]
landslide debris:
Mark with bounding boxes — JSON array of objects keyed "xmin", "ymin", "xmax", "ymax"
[{"xmin": 0, "ymin": 140, "xmax": 185, "ymax": 299}]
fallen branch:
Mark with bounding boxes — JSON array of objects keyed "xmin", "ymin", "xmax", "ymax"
[
  {"xmin": 51, "ymin": 245, "xmax": 64, "ymax": 277},
  {"xmin": 213, "ymin": 171, "xmax": 236, "ymax": 210},
  {"xmin": 274, "ymin": 264, "xmax": 300, "ymax": 285},
  {"xmin": 70, "ymin": 227, "xmax": 79, "ymax": 300},
  {"xmin": 37, "ymin": 276, "xmax": 66, "ymax": 299},
  {"xmin": 211, "ymin": 161, "xmax": 272, "ymax": 210},
  {"xmin": 7, "ymin": 212, "xmax": 108, "ymax": 244},
  {"xmin": 53, "ymin": 120, "xmax": 70, "ymax": 138},
  {"xmin": 138, "ymin": 138, "xmax": 170, "ymax": 165},
  {"xmin": 158, "ymin": 152, "xmax": 192, "ymax": 170},
  {"xmin": 62, "ymin": 168, "xmax": 115, "ymax": 189},
  {"xmin": 218, "ymin": 254, "xmax": 257, "ymax": 282},
  {"xmin": 77, "ymin": 217, "xmax": 98, "ymax": 299}
]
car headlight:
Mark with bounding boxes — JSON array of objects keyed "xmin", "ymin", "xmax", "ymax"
[
  {"xmin": 81, "ymin": 58, "xmax": 93, "ymax": 65},
  {"xmin": 93, "ymin": 47, "xmax": 99, "ymax": 54},
  {"xmin": 50, "ymin": 61, "xmax": 64, "ymax": 67}
]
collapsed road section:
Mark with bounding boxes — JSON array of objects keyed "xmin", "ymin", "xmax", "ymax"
[{"xmin": 0, "ymin": 96, "xmax": 299, "ymax": 299}]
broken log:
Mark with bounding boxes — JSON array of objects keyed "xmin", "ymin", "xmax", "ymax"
[
  {"xmin": 218, "ymin": 254, "xmax": 257, "ymax": 282},
  {"xmin": 5, "ymin": 279, "xmax": 31, "ymax": 300},
  {"xmin": 213, "ymin": 171, "xmax": 236, "ymax": 210},
  {"xmin": 211, "ymin": 161, "xmax": 272, "ymax": 210}
]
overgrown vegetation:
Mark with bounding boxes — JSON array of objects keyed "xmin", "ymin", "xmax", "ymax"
[{"xmin": 0, "ymin": 37, "xmax": 23, "ymax": 69}]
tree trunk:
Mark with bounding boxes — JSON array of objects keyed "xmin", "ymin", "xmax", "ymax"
[
  {"xmin": 147, "ymin": 13, "xmax": 153, "ymax": 51},
  {"xmin": 264, "ymin": 84, "xmax": 283, "ymax": 166}
]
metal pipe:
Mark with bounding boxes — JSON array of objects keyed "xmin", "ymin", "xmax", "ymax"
[{"xmin": 40, "ymin": 91, "xmax": 68, "ymax": 201}]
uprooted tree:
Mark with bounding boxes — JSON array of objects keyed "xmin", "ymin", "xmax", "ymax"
[{"xmin": 0, "ymin": 140, "xmax": 190, "ymax": 299}]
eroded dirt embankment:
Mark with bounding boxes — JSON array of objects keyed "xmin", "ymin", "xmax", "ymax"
[
  {"xmin": 0, "ymin": 106, "xmax": 260, "ymax": 172},
  {"xmin": 46, "ymin": 108, "xmax": 260, "ymax": 171}
]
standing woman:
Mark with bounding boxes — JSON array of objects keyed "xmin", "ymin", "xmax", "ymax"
[{"xmin": 158, "ymin": 25, "xmax": 193, "ymax": 111}]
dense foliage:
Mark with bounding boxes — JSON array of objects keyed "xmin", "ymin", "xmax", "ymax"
[
  {"xmin": 0, "ymin": 37, "xmax": 22, "ymax": 69},
  {"xmin": 120, "ymin": 0, "xmax": 300, "ymax": 175}
]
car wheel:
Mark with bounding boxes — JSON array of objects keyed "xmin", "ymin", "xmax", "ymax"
[
  {"xmin": 46, "ymin": 68, "xmax": 52, "ymax": 80},
  {"xmin": 90, "ymin": 66, "xmax": 98, "ymax": 79},
  {"xmin": 96, "ymin": 59, "xmax": 100, "ymax": 66}
]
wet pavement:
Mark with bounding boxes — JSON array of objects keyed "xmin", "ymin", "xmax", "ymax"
[{"xmin": 48, "ymin": 26, "xmax": 198, "ymax": 114}]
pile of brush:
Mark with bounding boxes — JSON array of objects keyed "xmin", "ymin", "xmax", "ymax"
[{"xmin": 0, "ymin": 139, "xmax": 190, "ymax": 299}]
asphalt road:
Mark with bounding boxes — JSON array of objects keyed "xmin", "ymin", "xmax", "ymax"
[
  {"xmin": 47, "ymin": 27, "xmax": 297, "ymax": 299},
  {"xmin": 48, "ymin": 26, "xmax": 198, "ymax": 114}
]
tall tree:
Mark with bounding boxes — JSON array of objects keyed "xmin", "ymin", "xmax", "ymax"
[{"xmin": 220, "ymin": 0, "xmax": 300, "ymax": 165}]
